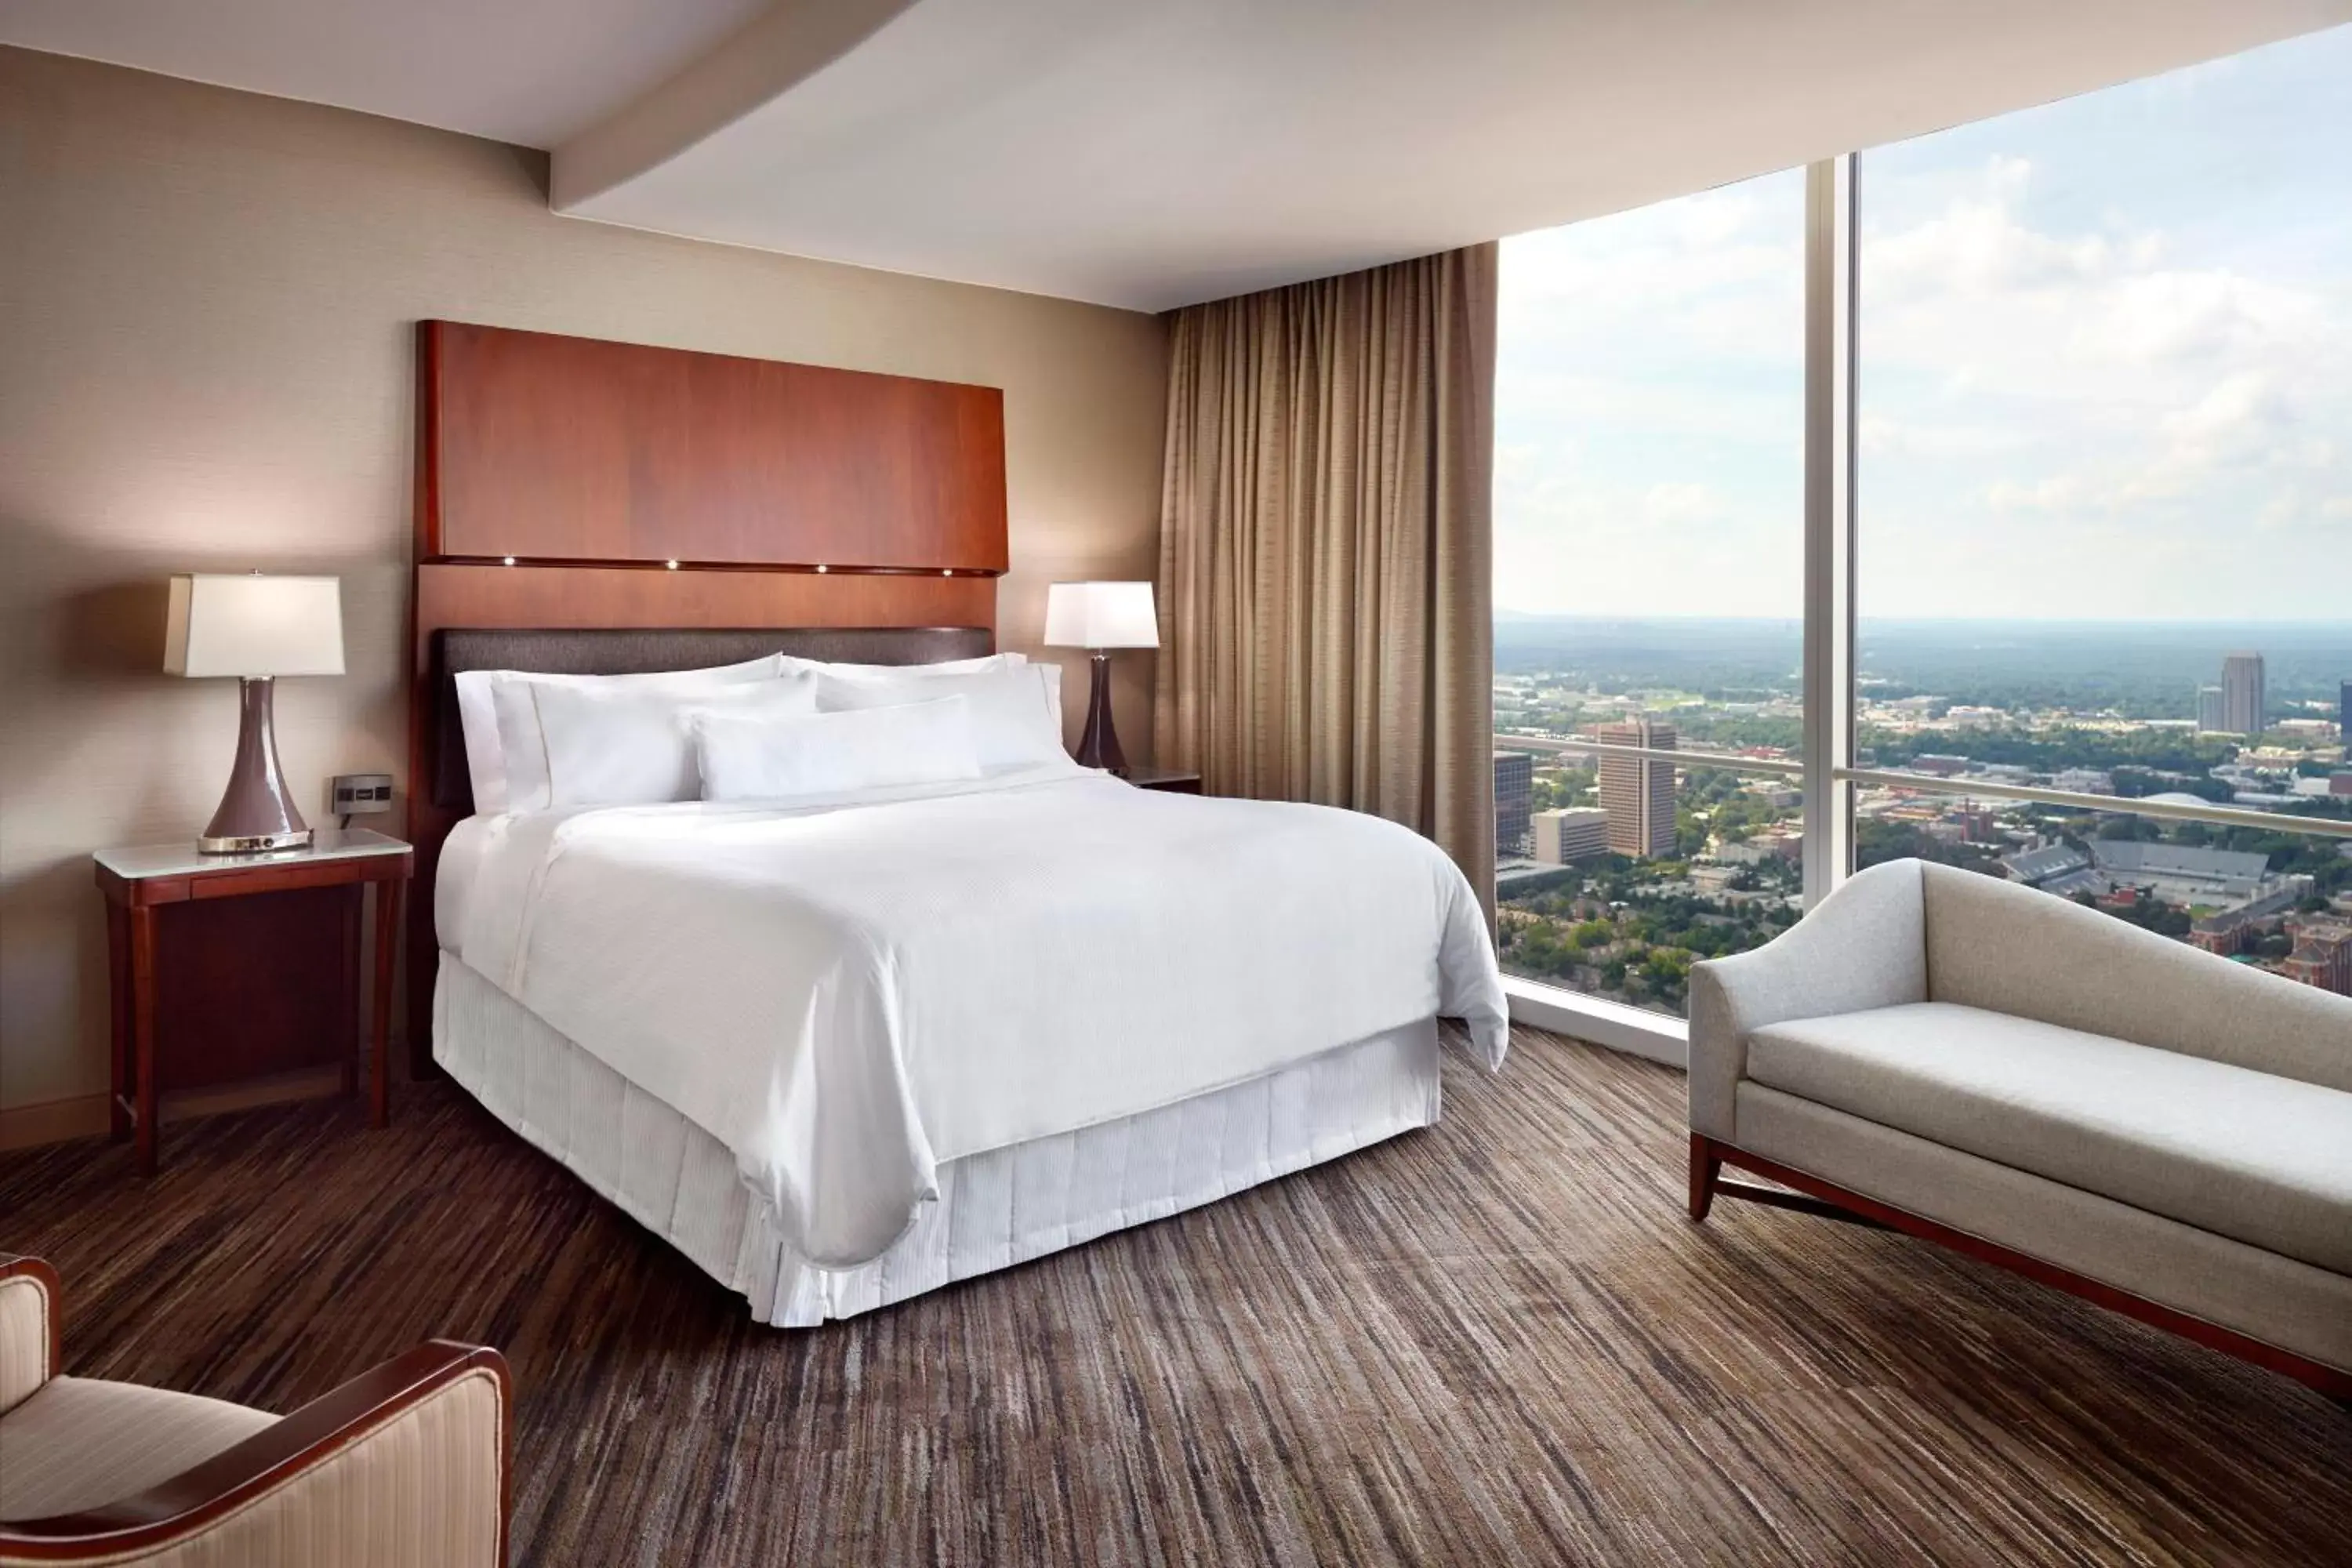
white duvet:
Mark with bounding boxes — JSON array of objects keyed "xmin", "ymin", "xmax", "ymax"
[{"xmin": 457, "ymin": 762, "xmax": 1508, "ymax": 1267}]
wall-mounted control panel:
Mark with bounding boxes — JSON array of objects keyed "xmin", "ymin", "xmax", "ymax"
[{"xmin": 331, "ymin": 773, "xmax": 395, "ymax": 815}]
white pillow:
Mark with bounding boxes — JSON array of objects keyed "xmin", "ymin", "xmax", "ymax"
[
  {"xmin": 1038, "ymin": 662, "xmax": 1062, "ymax": 730},
  {"xmin": 528, "ymin": 674, "xmax": 818, "ymax": 809},
  {"xmin": 775, "ymin": 652, "xmax": 1062, "ymax": 732},
  {"xmin": 459, "ymin": 654, "xmax": 783, "ymax": 815},
  {"xmin": 691, "ymin": 697, "xmax": 983, "ymax": 802},
  {"xmin": 816, "ymin": 664, "xmax": 1066, "ymax": 772},
  {"xmin": 490, "ymin": 657, "xmax": 793, "ymax": 813},
  {"xmin": 775, "ymin": 652, "xmax": 1023, "ymax": 678}
]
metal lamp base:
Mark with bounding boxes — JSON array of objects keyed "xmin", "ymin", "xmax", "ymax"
[
  {"xmin": 198, "ymin": 677, "xmax": 312, "ymax": 855},
  {"xmin": 198, "ymin": 828, "xmax": 313, "ymax": 855},
  {"xmin": 1072, "ymin": 651, "xmax": 1129, "ymax": 776}
]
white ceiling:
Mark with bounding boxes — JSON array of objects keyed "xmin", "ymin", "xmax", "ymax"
[
  {"xmin": 6, "ymin": 0, "xmax": 2348, "ymax": 311},
  {"xmin": 0, "ymin": 0, "xmax": 774, "ymax": 146}
]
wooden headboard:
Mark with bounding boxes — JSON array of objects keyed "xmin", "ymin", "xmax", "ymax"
[{"xmin": 404, "ymin": 320, "xmax": 1008, "ymax": 1070}]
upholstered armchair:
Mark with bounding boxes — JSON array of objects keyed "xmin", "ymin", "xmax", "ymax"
[{"xmin": 0, "ymin": 1256, "xmax": 510, "ymax": 1566}]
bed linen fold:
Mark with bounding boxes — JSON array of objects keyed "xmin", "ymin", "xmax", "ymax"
[{"xmin": 460, "ymin": 764, "xmax": 1505, "ymax": 1267}]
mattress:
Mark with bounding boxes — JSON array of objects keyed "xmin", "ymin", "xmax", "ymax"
[
  {"xmin": 434, "ymin": 951, "xmax": 1443, "ymax": 1324},
  {"xmin": 452, "ymin": 778, "xmax": 1502, "ymax": 1267}
]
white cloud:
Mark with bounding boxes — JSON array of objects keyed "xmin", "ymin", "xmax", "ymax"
[
  {"xmin": 1860, "ymin": 413, "xmax": 2029, "ymax": 459},
  {"xmin": 1642, "ymin": 481, "xmax": 1725, "ymax": 524},
  {"xmin": 1867, "ymin": 171, "xmax": 2119, "ymax": 301},
  {"xmin": 1497, "ymin": 34, "xmax": 2352, "ymax": 622},
  {"xmin": 1986, "ymin": 474, "xmax": 2086, "ymax": 513},
  {"xmin": 2074, "ymin": 270, "xmax": 2322, "ymax": 368}
]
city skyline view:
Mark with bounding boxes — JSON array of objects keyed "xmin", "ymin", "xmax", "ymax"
[
  {"xmin": 1486, "ymin": 23, "xmax": 2350, "ymax": 1018},
  {"xmin": 1494, "ymin": 615, "xmax": 2352, "ymax": 721},
  {"xmin": 1492, "ymin": 620, "xmax": 2351, "ymax": 1018},
  {"xmin": 1494, "ymin": 24, "xmax": 2351, "ymax": 624}
]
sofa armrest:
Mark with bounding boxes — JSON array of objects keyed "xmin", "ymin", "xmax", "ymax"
[
  {"xmin": 1687, "ymin": 858, "xmax": 1929, "ymax": 1142},
  {"xmin": 0, "ymin": 1258, "xmax": 60, "ymax": 1418},
  {"xmin": 0, "ymin": 1341, "xmax": 510, "ymax": 1567}
]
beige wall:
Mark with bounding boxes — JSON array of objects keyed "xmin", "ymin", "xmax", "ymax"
[{"xmin": 0, "ymin": 46, "xmax": 1170, "ymax": 1121}]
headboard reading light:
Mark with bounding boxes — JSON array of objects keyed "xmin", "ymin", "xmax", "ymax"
[
  {"xmin": 416, "ymin": 320, "xmax": 1007, "ymax": 574},
  {"xmin": 445, "ymin": 556, "xmax": 975, "ymax": 576}
]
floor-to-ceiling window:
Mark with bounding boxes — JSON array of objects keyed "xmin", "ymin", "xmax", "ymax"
[
  {"xmin": 1494, "ymin": 169, "xmax": 1806, "ymax": 1019},
  {"xmin": 1850, "ymin": 27, "xmax": 2352, "ymax": 960},
  {"xmin": 1497, "ymin": 24, "xmax": 2352, "ymax": 1033}
]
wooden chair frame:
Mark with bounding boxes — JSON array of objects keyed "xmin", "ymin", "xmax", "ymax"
[{"xmin": 0, "ymin": 1256, "xmax": 512, "ymax": 1564}]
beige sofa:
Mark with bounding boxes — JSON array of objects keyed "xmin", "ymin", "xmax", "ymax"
[
  {"xmin": 1687, "ymin": 857, "xmax": 2352, "ymax": 1400},
  {"xmin": 0, "ymin": 1256, "xmax": 511, "ymax": 1566}
]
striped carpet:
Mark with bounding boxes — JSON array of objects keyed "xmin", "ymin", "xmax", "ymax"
[{"xmin": 3, "ymin": 1025, "xmax": 2347, "ymax": 1566}]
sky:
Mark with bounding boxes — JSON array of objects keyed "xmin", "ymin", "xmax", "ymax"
[{"xmin": 1492, "ymin": 23, "xmax": 2352, "ymax": 623}]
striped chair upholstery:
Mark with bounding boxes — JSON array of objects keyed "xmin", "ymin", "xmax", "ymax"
[
  {"xmin": 0, "ymin": 1263, "xmax": 53, "ymax": 1417},
  {"xmin": 0, "ymin": 1256, "xmax": 511, "ymax": 1567}
]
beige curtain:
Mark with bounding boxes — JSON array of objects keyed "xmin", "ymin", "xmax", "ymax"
[{"xmin": 1154, "ymin": 242, "xmax": 1497, "ymax": 912}]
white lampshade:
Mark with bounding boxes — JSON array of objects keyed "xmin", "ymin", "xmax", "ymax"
[
  {"xmin": 164, "ymin": 574, "xmax": 346, "ymax": 678},
  {"xmin": 1044, "ymin": 581, "xmax": 1159, "ymax": 650}
]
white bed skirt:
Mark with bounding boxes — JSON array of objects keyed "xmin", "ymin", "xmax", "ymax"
[{"xmin": 433, "ymin": 952, "xmax": 1443, "ymax": 1325}]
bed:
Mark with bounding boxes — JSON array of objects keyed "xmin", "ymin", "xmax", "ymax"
[{"xmin": 402, "ymin": 323, "xmax": 1506, "ymax": 1324}]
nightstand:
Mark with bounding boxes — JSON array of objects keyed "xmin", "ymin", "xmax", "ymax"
[
  {"xmin": 1123, "ymin": 768, "xmax": 1203, "ymax": 794},
  {"xmin": 93, "ymin": 828, "xmax": 413, "ymax": 1174}
]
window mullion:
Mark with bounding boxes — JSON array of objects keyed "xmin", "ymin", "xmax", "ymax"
[{"xmin": 1802, "ymin": 154, "xmax": 1859, "ymax": 906}]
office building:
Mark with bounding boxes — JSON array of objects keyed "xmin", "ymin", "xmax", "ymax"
[
  {"xmin": 1494, "ymin": 750, "xmax": 1534, "ymax": 857},
  {"xmin": 2195, "ymin": 686, "xmax": 2225, "ymax": 732},
  {"xmin": 1534, "ymin": 807, "xmax": 1610, "ymax": 864},
  {"xmin": 2220, "ymin": 653, "xmax": 2265, "ymax": 736},
  {"xmin": 1596, "ymin": 719, "xmax": 1678, "ymax": 858}
]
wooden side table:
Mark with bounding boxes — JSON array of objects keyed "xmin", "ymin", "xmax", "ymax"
[
  {"xmin": 1124, "ymin": 768, "xmax": 1203, "ymax": 794},
  {"xmin": 93, "ymin": 829, "xmax": 413, "ymax": 1175}
]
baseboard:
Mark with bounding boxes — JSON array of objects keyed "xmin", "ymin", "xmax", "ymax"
[
  {"xmin": 0, "ymin": 1065, "xmax": 357, "ymax": 1152},
  {"xmin": 0, "ymin": 1094, "xmax": 108, "ymax": 1151},
  {"xmin": 1503, "ymin": 977, "xmax": 1690, "ymax": 1069}
]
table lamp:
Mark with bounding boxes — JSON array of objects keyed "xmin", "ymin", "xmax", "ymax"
[
  {"xmin": 1044, "ymin": 581, "xmax": 1160, "ymax": 775},
  {"xmin": 165, "ymin": 572, "xmax": 346, "ymax": 852}
]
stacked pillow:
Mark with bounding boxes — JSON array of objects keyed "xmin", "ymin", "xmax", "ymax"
[
  {"xmin": 532, "ymin": 676, "xmax": 819, "ymax": 808},
  {"xmin": 456, "ymin": 655, "xmax": 786, "ymax": 814},
  {"xmin": 455, "ymin": 652, "xmax": 1070, "ymax": 812},
  {"xmin": 699, "ymin": 659, "xmax": 1066, "ymax": 801},
  {"xmin": 811, "ymin": 664, "xmax": 1065, "ymax": 773},
  {"xmin": 691, "ymin": 697, "xmax": 984, "ymax": 802}
]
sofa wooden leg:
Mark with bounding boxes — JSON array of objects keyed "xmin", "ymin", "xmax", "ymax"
[
  {"xmin": 1688, "ymin": 1134, "xmax": 1722, "ymax": 1222},
  {"xmin": 1693, "ymin": 1136, "xmax": 2352, "ymax": 1405}
]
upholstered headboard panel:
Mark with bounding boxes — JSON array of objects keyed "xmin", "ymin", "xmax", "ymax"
[{"xmin": 429, "ymin": 626, "xmax": 994, "ymax": 811}]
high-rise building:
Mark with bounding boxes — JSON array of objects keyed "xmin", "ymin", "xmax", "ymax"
[
  {"xmin": 2340, "ymin": 680, "xmax": 2350, "ymax": 740},
  {"xmin": 1596, "ymin": 719, "xmax": 1678, "ymax": 858},
  {"xmin": 1494, "ymin": 750, "xmax": 1534, "ymax": 857},
  {"xmin": 2220, "ymin": 652, "xmax": 2265, "ymax": 736},
  {"xmin": 2196, "ymin": 687, "xmax": 2226, "ymax": 733},
  {"xmin": 1534, "ymin": 807, "xmax": 1609, "ymax": 864}
]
